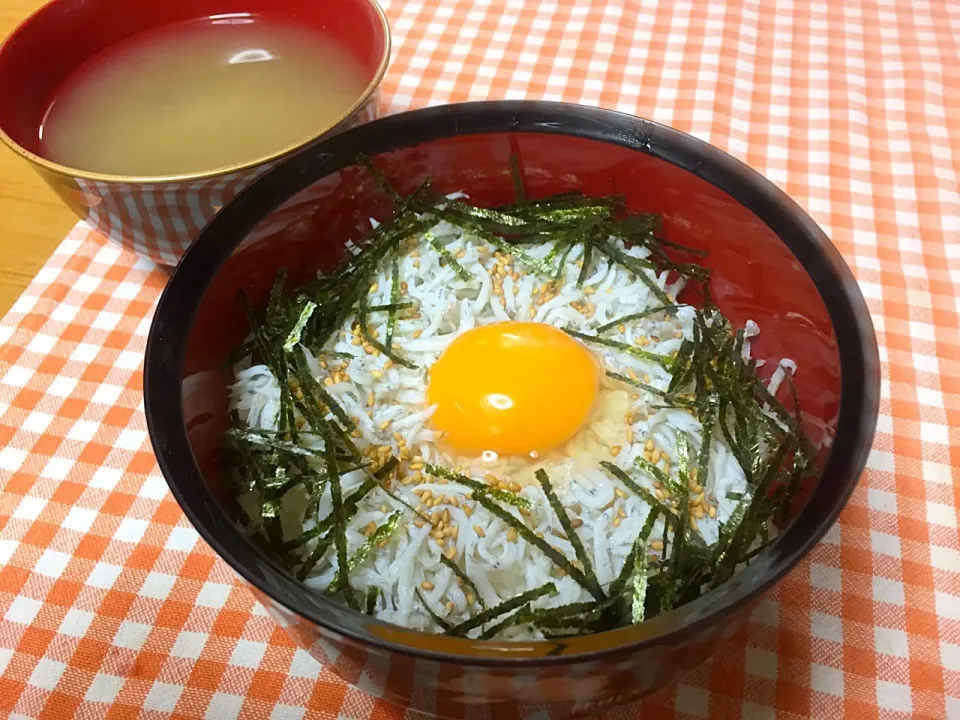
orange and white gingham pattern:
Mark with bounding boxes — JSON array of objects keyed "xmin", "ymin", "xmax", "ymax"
[{"xmin": 1, "ymin": 0, "xmax": 959, "ymax": 717}]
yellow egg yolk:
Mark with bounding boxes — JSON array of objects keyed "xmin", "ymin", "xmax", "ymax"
[{"xmin": 426, "ymin": 322, "xmax": 600, "ymax": 457}]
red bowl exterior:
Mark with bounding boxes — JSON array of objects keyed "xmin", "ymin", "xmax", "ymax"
[
  {"xmin": 146, "ymin": 102, "xmax": 880, "ymax": 717},
  {"xmin": 0, "ymin": 0, "xmax": 389, "ymax": 265}
]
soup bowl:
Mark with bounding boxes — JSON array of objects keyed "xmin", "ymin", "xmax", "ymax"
[
  {"xmin": 0, "ymin": 0, "xmax": 389, "ymax": 265},
  {"xmin": 144, "ymin": 101, "xmax": 880, "ymax": 717}
]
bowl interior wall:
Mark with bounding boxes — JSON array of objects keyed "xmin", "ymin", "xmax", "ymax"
[{"xmin": 182, "ymin": 130, "xmax": 841, "ymax": 519}]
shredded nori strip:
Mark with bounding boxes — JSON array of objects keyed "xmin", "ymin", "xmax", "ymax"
[
  {"xmin": 283, "ymin": 300, "xmax": 317, "ymax": 353},
  {"xmin": 608, "ymin": 507, "xmax": 661, "ymax": 600},
  {"xmin": 356, "ymin": 295, "xmax": 417, "ymax": 369},
  {"xmin": 576, "ymin": 233, "xmax": 594, "ymax": 287},
  {"xmin": 595, "ymin": 305, "xmax": 679, "ymax": 334},
  {"xmin": 327, "ymin": 511, "xmax": 403, "ymax": 593},
  {"xmin": 423, "ymin": 229, "xmax": 471, "ymax": 281},
  {"xmin": 634, "ymin": 456, "xmax": 686, "ymax": 498},
  {"xmin": 479, "ymin": 604, "xmax": 534, "ymax": 640},
  {"xmin": 292, "ymin": 350, "xmax": 355, "ymax": 430},
  {"xmin": 536, "ymin": 470, "xmax": 604, "ymax": 600},
  {"xmin": 365, "ymin": 586, "xmax": 380, "ymax": 615},
  {"xmin": 386, "ymin": 249, "xmax": 402, "ymax": 346},
  {"xmin": 474, "ymin": 494, "xmax": 605, "ymax": 602},
  {"xmin": 440, "ymin": 555, "xmax": 486, "ymax": 608},
  {"xmin": 661, "ymin": 434, "xmax": 691, "ymax": 611},
  {"xmin": 445, "ymin": 582, "xmax": 557, "ymax": 637},
  {"xmin": 424, "ymin": 463, "xmax": 533, "ymax": 511},
  {"xmin": 416, "ymin": 588, "xmax": 453, "ymax": 631},
  {"xmin": 599, "ymin": 462, "xmax": 681, "ymax": 531},
  {"xmin": 631, "ymin": 550, "xmax": 649, "ymax": 623},
  {"xmin": 368, "ymin": 301, "xmax": 415, "ymax": 313},
  {"xmin": 564, "ymin": 328, "xmax": 672, "ymax": 367},
  {"xmin": 318, "ymin": 421, "xmax": 358, "ymax": 609}
]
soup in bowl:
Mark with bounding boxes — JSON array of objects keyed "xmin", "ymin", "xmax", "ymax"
[
  {"xmin": 144, "ymin": 101, "xmax": 879, "ymax": 717},
  {"xmin": 0, "ymin": 0, "xmax": 389, "ymax": 264}
]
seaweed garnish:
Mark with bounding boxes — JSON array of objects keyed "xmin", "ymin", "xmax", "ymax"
[
  {"xmin": 474, "ymin": 494, "xmax": 606, "ymax": 602},
  {"xmin": 423, "ymin": 463, "xmax": 533, "ymax": 511},
  {"xmin": 536, "ymin": 470, "xmax": 604, "ymax": 600},
  {"xmin": 417, "ymin": 589, "xmax": 453, "ymax": 631},
  {"xmin": 223, "ymin": 153, "xmax": 818, "ymax": 640},
  {"xmin": 440, "ymin": 555, "xmax": 486, "ymax": 609},
  {"xmin": 445, "ymin": 582, "xmax": 557, "ymax": 637}
]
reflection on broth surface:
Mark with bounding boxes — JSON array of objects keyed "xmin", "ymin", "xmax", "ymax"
[{"xmin": 40, "ymin": 15, "xmax": 367, "ymax": 176}]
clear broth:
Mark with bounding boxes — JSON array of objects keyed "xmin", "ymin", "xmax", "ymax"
[{"xmin": 39, "ymin": 15, "xmax": 369, "ymax": 176}]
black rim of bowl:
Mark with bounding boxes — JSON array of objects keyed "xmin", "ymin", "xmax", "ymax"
[{"xmin": 144, "ymin": 100, "xmax": 880, "ymax": 667}]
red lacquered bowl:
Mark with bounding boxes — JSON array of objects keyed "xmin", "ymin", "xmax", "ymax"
[
  {"xmin": 0, "ymin": 0, "xmax": 389, "ymax": 265},
  {"xmin": 144, "ymin": 102, "xmax": 880, "ymax": 718}
]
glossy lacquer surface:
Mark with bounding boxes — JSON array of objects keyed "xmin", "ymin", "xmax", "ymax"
[
  {"xmin": 0, "ymin": 0, "xmax": 389, "ymax": 263},
  {"xmin": 145, "ymin": 102, "xmax": 879, "ymax": 717}
]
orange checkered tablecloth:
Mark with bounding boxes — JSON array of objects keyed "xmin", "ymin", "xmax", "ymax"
[{"xmin": 1, "ymin": 0, "xmax": 959, "ymax": 718}]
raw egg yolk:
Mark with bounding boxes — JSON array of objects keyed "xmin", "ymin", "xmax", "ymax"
[{"xmin": 426, "ymin": 322, "xmax": 600, "ymax": 456}]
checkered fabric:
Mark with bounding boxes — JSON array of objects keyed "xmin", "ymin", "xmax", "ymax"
[{"xmin": 1, "ymin": 0, "xmax": 958, "ymax": 717}]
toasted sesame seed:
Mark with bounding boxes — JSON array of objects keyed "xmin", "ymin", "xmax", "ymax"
[
  {"xmin": 613, "ymin": 516, "xmax": 621, "ymax": 527},
  {"xmin": 709, "ymin": 506, "xmax": 717, "ymax": 519},
  {"xmin": 435, "ymin": 537, "xmax": 445, "ymax": 547},
  {"xmin": 571, "ymin": 518, "xmax": 584, "ymax": 528},
  {"xmin": 690, "ymin": 517, "xmax": 699, "ymax": 531},
  {"xmin": 507, "ymin": 528, "xmax": 518, "ymax": 542},
  {"xmin": 610, "ymin": 445, "xmax": 623, "ymax": 457},
  {"xmin": 508, "ymin": 482, "xmax": 522, "ymax": 493},
  {"xmin": 379, "ymin": 419, "xmax": 392, "ymax": 431},
  {"xmin": 414, "ymin": 519, "xmax": 426, "ymax": 528},
  {"xmin": 644, "ymin": 439, "xmax": 654, "ymax": 451},
  {"xmin": 474, "ymin": 525, "xmax": 486, "ymax": 537},
  {"xmin": 463, "ymin": 505, "xmax": 473, "ymax": 517},
  {"xmin": 466, "ymin": 592, "xmax": 476, "ymax": 605},
  {"xmin": 614, "ymin": 487, "xmax": 628, "ymax": 499},
  {"xmin": 617, "ymin": 507, "xmax": 627, "ymax": 519},
  {"xmin": 421, "ymin": 580, "xmax": 434, "ymax": 591},
  {"xmin": 651, "ymin": 540, "xmax": 664, "ymax": 551},
  {"xmin": 445, "ymin": 546, "xmax": 457, "ymax": 559}
]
